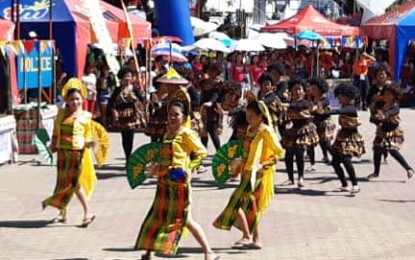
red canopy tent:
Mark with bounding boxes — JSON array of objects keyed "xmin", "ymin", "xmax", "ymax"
[
  {"xmin": 261, "ymin": 5, "xmax": 359, "ymax": 36},
  {"xmin": 0, "ymin": 19, "xmax": 15, "ymax": 41},
  {"xmin": 360, "ymin": 1, "xmax": 415, "ymax": 80},
  {"xmin": 64, "ymin": 0, "xmax": 152, "ymax": 77}
]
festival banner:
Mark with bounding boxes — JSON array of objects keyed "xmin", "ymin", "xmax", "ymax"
[
  {"xmin": 16, "ymin": 40, "xmax": 53, "ymax": 90},
  {"xmin": 83, "ymin": 0, "xmax": 120, "ymax": 74}
]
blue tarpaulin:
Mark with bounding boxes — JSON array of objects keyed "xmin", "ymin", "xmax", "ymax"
[
  {"xmin": 361, "ymin": 2, "xmax": 415, "ymax": 81},
  {"xmin": 0, "ymin": 0, "xmax": 85, "ymax": 78}
]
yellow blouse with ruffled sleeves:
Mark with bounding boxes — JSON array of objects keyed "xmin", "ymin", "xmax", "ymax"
[
  {"xmin": 169, "ymin": 128, "xmax": 207, "ymax": 173},
  {"xmin": 53, "ymin": 109, "xmax": 93, "ymax": 150},
  {"xmin": 243, "ymin": 124, "xmax": 284, "ymax": 214},
  {"xmin": 244, "ymin": 125, "xmax": 284, "ymax": 171},
  {"xmin": 52, "ymin": 109, "xmax": 96, "ymax": 198}
]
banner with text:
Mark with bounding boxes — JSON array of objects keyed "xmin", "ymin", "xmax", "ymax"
[{"xmin": 16, "ymin": 40, "xmax": 54, "ymax": 90}]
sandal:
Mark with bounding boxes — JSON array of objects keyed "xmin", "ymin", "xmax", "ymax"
[
  {"xmin": 80, "ymin": 214, "xmax": 96, "ymax": 228},
  {"xmin": 350, "ymin": 186, "xmax": 361, "ymax": 194},
  {"xmin": 231, "ymin": 238, "xmax": 251, "ymax": 249},
  {"xmin": 141, "ymin": 254, "xmax": 151, "ymax": 260},
  {"xmin": 367, "ymin": 173, "xmax": 379, "ymax": 180},
  {"xmin": 205, "ymin": 253, "xmax": 220, "ymax": 260},
  {"xmin": 48, "ymin": 216, "xmax": 67, "ymax": 224},
  {"xmin": 197, "ymin": 165, "xmax": 207, "ymax": 174},
  {"xmin": 245, "ymin": 242, "xmax": 262, "ymax": 250},
  {"xmin": 333, "ymin": 186, "xmax": 349, "ymax": 192},
  {"xmin": 407, "ymin": 169, "xmax": 414, "ymax": 179},
  {"xmin": 281, "ymin": 179, "xmax": 294, "ymax": 186}
]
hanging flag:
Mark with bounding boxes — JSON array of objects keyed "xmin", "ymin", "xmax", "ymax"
[
  {"xmin": 143, "ymin": 38, "xmax": 154, "ymax": 50},
  {"xmin": 120, "ymin": 0, "xmax": 139, "ymax": 71},
  {"xmin": 83, "ymin": 0, "xmax": 120, "ymax": 74}
]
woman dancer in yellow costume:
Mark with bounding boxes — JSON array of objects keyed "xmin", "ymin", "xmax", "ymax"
[
  {"xmin": 43, "ymin": 78, "xmax": 97, "ymax": 228},
  {"xmin": 136, "ymin": 88, "xmax": 218, "ymax": 260},
  {"xmin": 213, "ymin": 99, "xmax": 284, "ymax": 250}
]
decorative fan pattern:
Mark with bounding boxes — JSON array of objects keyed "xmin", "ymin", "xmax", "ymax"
[
  {"xmin": 91, "ymin": 121, "xmax": 109, "ymax": 167},
  {"xmin": 211, "ymin": 140, "xmax": 244, "ymax": 184},
  {"xmin": 33, "ymin": 128, "xmax": 53, "ymax": 166},
  {"xmin": 127, "ymin": 142, "xmax": 161, "ymax": 189}
]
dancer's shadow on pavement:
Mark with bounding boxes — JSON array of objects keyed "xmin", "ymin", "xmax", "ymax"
[
  {"xmin": 96, "ymin": 172, "xmax": 125, "ymax": 180},
  {"xmin": 17, "ymin": 159, "xmax": 54, "ymax": 167},
  {"xmin": 275, "ymin": 187, "xmax": 361, "ymax": 198},
  {"xmin": 190, "ymin": 178, "xmax": 238, "ymax": 190},
  {"xmin": 103, "ymin": 246, "xmax": 248, "ymax": 258},
  {"xmin": 102, "ymin": 247, "xmax": 136, "ymax": 252},
  {"xmin": 0, "ymin": 220, "xmax": 56, "ymax": 228},
  {"xmin": 97, "ymin": 164, "xmax": 126, "ymax": 171},
  {"xmin": 377, "ymin": 199, "xmax": 415, "ymax": 203},
  {"xmin": 275, "ymin": 187, "xmax": 328, "ymax": 196},
  {"xmin": 162, "ymin": 247, "xmax": 245, "ymax": 258},
  {"xmin": 304, "ymin": 175, "xmax": 385, "ymax": 185},
  {"xmin": 55, "ymin": 258, "xmax": 88, "ymax": 260}
]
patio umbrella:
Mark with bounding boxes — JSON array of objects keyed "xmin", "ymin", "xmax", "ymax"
[
  {"xmin": 296, "ymin": 31, "xmax": 326, "ymax": 77},
  {"xmin": 151, "ymin": 42, "xmax": 188, "ymax": 63},
  {"xmin": 296, "ymin": 30, "xmax": 323, "ymax": 41},
  {"xmin": 193, "ymin": 38, "xmax": 230, "ymax": 53},
  {"xmin": 231, "ymin": 39, "xmax": 265, "ymax": 52},
  {"xmin": 250, "ymin": 32, "xmax": 289, "ymax": 49},
  {"xmin": 191, "ymin": 16, "xmax": 220, "ymax": 37},
  {"xmin": 208, "ymin": 31, "xmax": 236, "ymax": 47},
  {"xmin": 152, "ymin": 36, "xmax": 183, "ymax": 44},
  {"xmin": 209, "ymin": 31, "xmax": 231, "ymax": 40}
]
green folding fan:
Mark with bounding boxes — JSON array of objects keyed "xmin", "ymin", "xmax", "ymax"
[
  {"xmin": 211, "ymin": 140, "xmax": 244, "ymax": 185},
  {"xmin": 127, "ymin": 142, "xmax": 161, "ymax": 189}
]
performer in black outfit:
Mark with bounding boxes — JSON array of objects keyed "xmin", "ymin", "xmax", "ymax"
[
  {"xmin": 257, "ymin": 73, "xmax": 279, "ymax": 131},
  {"xmin": 316, "ymin": 83, "xmax": 365, "ymax": 194},
  {"xmin": 308, "ymin": 77, "xmax": 336, "ymax": 166},
  {"xmin": 267, "ymin": 63, "xmax": 290, "ymax": 136},
  {"xmin": 366, "ymin": 65, "xmax": 392, "ymax": 164},
  {"xmin": 367, "ymin": 83, "xmax": 414, "ymax": 180},
  {"xmin": 199, "ymin": 64, "xmax": 224, "ymax": 151},
  {"xmin": 276, "ymin": 78, "xmax": 319, "ymax": 188}
]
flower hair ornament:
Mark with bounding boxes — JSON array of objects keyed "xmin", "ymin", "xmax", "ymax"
[
  {"xmin": 61, "ymin": 78, "xmax": 87, "ymax": 100},
  {"xmin": 168, "ymin": 88, "xmax": 191, "ymax": 114}
]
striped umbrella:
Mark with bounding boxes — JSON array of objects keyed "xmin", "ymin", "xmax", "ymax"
[{"xmin": 151, "ymin": 43, "xmax": 188, "ymax": 63}]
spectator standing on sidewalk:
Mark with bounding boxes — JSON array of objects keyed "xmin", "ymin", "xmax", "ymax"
[{"xmin": 353, "ymin": 52, "xmax": 376, "ymax": 110}]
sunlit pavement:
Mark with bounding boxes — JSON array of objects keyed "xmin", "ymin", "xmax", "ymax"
[{"xmin": 1, "ymin": 110, "xmax": 415, "ymax": 260}]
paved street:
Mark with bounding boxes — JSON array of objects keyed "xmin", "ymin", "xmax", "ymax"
[{"xmin": 1, "ymin": 110, "xmax": 415, "ymax": 260}]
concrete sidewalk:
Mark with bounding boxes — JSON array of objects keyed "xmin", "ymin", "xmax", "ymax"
[{"xmin": 1, "ymin": 110, "xmax": 415, "ymax": 260}]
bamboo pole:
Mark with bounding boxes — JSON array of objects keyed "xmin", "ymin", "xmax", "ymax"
[
  {"xmin": 37, "ymin": 41, "xmax": 42, "ymax": 128},
  {"xmin": 49, "ymin": 0, "xmax": 54, "ymax": 103}
]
